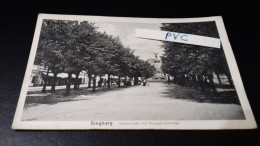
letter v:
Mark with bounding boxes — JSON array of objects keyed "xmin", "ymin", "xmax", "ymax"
[{"xmin": 173, "ymin": 33, "xmax": 180, "ymax": 40}]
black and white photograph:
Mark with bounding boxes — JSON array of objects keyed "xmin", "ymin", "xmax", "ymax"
[{"xmin": 12, "ymin": 14, "xmax": 257, "ymax": 129}]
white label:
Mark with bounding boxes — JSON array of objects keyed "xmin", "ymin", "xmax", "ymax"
[{"xmin": 135, "ymin": 28, "xmax": 221, "ymax": 48}]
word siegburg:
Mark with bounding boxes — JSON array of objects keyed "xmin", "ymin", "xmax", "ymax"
[{"xmin": 91, "ymin": 121, "xmax": 113, "ymax": 126}]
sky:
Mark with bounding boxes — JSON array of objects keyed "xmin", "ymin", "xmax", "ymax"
[{"xmin": 93, "ymin": 22, "xmax": 164, "ymax": 61}]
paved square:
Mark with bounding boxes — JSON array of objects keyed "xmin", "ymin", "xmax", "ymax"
[{"xmin": 22, "ymin": 82, "xmax": 245, "ymax": 121}]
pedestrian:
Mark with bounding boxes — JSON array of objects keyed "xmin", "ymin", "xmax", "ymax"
[
  {"xmin": 147, "ymin": 78, "xmax": 150, "ymax": 86},
  {"xmin": 143, "ymin": 79, "xmax": 147, "ymax": 86}
]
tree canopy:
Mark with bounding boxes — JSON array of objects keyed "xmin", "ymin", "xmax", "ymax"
[
  {"xmin": 160, "ymin": 22, "xmax": 234, "ymax": 90},
  {"xmin": 36, "ymin": 19, "xmax": 155, "ymax": 95}
]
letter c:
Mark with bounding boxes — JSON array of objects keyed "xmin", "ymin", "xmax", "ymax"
[{"xmin": 180, "ymin": 35, "xmax": 188, "ymax": 41}]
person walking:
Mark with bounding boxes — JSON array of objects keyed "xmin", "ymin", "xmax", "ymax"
[{"xmin": 143, "ymin": 79, "xmax": 147, "ymax": 86}]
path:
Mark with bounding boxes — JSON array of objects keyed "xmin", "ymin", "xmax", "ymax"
[{"xmin": 22, "ymin": 82, "xmax": 245, "ymax": 121}]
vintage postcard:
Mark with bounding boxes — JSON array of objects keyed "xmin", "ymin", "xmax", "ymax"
[{"xmin": 12, "ymin": 14, "xmax": 257, "ymax": 130}]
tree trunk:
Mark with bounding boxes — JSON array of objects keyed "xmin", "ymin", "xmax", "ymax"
[
  {"xmin": 42, "ymin": 68, "xmax": 49, "ymax": 93},
  {"xmin": 216, "ymin": 73, "xmax": 222, "ymax": 86},
  {"xmin": 107, "ymin": 74, "xmax": 111, "ymax": 89},
  {"xmin": 124, "ymin": 75, "xmax": 127, "ymax": 88},
  {"xmin": 198, "ymin": 75, "xmax": 205, "ymax": 91},
  {"xmin": 74, "ymin": 72, "xmax": 80, "ymax": 90},
  {"xmin": 191, "ymin": 75, "xmax": 198, "ymax": 89},
  {"xmin": 88, "ymin": 73, "xmax": 92, "ymax": 88},
  {"xmin": 203, "ymin": 74, "xmax": 208, "ymax": 84},
  {"xmin": 92, "ymin": 75, "xmax": 97, "ymax": 92},
  {"xmin": 98, "ymin": 76, "xmax": 102, "ymax": 87},
  {"xmin": 179, "ymin": 73, "xmax": 185, "ymax": 85},
  {"xmin": 118, "ymin": 77, "xmax": 121, "ymax": 88},
  {"xmin": 51, "ymin": 72, "xmax": 57, "ymax": 93},
  {"xmin": 134, "ymin": 76, "xmax": 138, "ymax": 85},
  {"xmin": 203, "ymin": 74, "xmax": 209, "ymax": 89},
  {"xmin": 172, "ymin": 74, "xmax": 176, "ymax": 83},
  {"xmin": 65, "ymin": 73, "xmax": 72, "ymax": 96},
  {"xmin": 208, "ymin": 74, "xmax": 216, "ymax": 93},
  {"xmin": 225, "ymin": 72, "xmax": 234, "ymax": 87}
]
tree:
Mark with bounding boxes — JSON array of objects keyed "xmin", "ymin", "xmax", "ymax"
[
  {"xmin": 36, "ymin": 20, "xmax": 70, "ymax": 93},
  {"xmin": 37, "ymin": 20, "xmax": 97, "ymax": 95},
  {"xmin": 82, "ymin": 32, "xmax": 109, "ymax": 92},
  {"xmin": 60, "ymin": 21, "xmax": 97, "ymax": 95},
  {"xmin": 160, "ymin": 22, "xmax": 233, "ymax": 92},
  {"xmin": 89, "ymin": 33, "xmax": 124, "ymax": 89},
  {"xmin": 36, "ymin": 19, "xmax": 156, "ymax": 95}
]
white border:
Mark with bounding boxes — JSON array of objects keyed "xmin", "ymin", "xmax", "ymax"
[{"xmin": 12, "ymin": 14, "xmax": 257, "ymax": 130}]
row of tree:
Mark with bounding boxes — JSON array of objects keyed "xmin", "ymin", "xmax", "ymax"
[
  {"xmin": 160, "ymin": 22, "xmax": 234, "ymax": 92},
  {"xmin": 35, "ymin": 20, "xmax": 155, "ymax": 96}
]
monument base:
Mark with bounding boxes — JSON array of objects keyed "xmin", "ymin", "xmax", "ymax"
[{"xmin": 150, "ymin": 74, "xmax": 167, "ymax": 82}]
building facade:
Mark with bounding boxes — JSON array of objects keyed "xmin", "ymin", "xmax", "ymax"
[{"xmin": 29, "ymin": 65, "xmax": 89, "ymax": 87}]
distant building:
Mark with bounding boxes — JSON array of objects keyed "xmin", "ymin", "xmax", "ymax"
[
  {"xmin": 29, "ymin": 65, "xmax": 143, "ymax": 87},
  {"xmin": 147, "ymin": 54, "xmax": 167, "ymax": 82},
  {"xmin": 29, "ymin": 65, "xmax": 43, "ymax": 86},
  {"xmin": 29, "ymin": 65, "xmax": 89, "ymax": 87}
]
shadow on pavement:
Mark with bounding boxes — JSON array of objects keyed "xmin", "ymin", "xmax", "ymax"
[
  {"xmin": 160, "ymin": 84, "xmax": 241, "ymax": 105},
  {"xmin": 24, "ymin": 85, "xmax": 136, "ymax": 107}
]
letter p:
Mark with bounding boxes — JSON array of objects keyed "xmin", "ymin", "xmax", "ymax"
[{"xmin": 165, "ymin": 32, "xmax": 172, "ymax": 40}]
